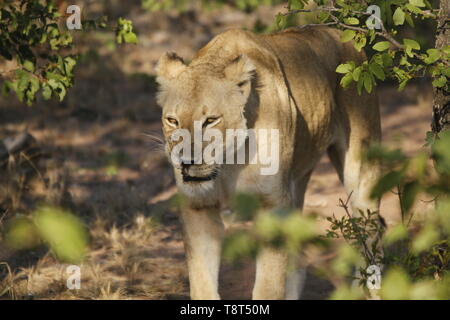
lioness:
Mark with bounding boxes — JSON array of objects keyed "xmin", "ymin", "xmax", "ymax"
[{"xmin": 156, "ymin": 26, "xmax": 382, "ymax": 300}]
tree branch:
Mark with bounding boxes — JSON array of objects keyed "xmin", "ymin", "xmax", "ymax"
[{"xmin": 283, "ymin": 5, "xmax": 404, "ymax": 49}]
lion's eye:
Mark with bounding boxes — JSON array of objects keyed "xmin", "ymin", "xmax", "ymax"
[
  {"xmin": 165, "ymin": 117, "xmax": 179, "ymax": 127},
  {"xmin": 203, "ymin": 117, "xmax": 220, "ymax": 127}
]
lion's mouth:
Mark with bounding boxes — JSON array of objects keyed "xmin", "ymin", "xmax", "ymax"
[{"xmin": 181, "ymin": 167, "xmax": 219, "ymax": 183}]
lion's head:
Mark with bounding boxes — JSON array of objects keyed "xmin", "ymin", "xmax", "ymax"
[{"xmin": 156, "ymin": 51, "xmax": 257, "ymax": 194}]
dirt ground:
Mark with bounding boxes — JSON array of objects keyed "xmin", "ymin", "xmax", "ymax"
[{"xmin": 0, "ymin": 3, "xmax": 436, "ymax": 300}]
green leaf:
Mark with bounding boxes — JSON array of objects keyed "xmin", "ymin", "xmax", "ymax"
[
  {"xmin": 371, "ymin": 170, "xmax": 403, "ymax": 198},
  {"xmin": 398, "ymin": 79, "xmax": 409, "ymax": 91},
  {"xmin": 404, "ymin": 38, "xmax": 421, "ymax": 57},
  {"xmin": 42, "ymin": 84, "xmax": 52, "ymax": 100},
  {"xmin": 436, "ymin": 200, "xmax": 450, "ymax": 233},
  {"xmin": 47, "ymin": 79, "xmax": 67, "ymax": 101},
  {"xmin": 34, "ymin": 206, "xmax": 88, "ymax": 263},
  {"xmin": 26, "ymin": 77, "xmax": 40, "ymax": 105},
  {"xmin": 2, "ymin": 81, "xmax": 12, "ymax": 96},
  {"xmin": 276, "ymin": 13, "xmax": 287, "ymax": 30},
  {"xmin": 357, "ymin": 77, "xmax": 364, "ymax": 95},
  {"xmin": 381, "ymin": 268, "xmax": 411, "ymax": 300},
  {"xmin": 403, "ymin": 39, "xmax": 420, "ymax": 50},
  {"xmin": 393, "ymin": 7, "xmax": 405, "ymax": 26},
  {"xmin": 443, "ymin": 45, "xmax": 450, "ymax": 55},
  {"xmin": 443, "ymin": 67, "xmax": 450, "ymax": 77},
  {"xmin": 432, "ymin": 130, "xmax": 450, "ymax": 174},
  {"xmin": 411, "ymin": 224, "xmax": 439, "ymax": 254},
  {"xmin": 233, "ymin": 193, "xmax": 260, "ymax": 221},
  {"xmin": 116, "ymin": 18, "xmax": 139, "ymax": 44},
  {"xmin": 424, "ymin": 49, "xmax": 440, "ymax": 64},
  {"xmin": 405, "ymin": 3, "xmax": 423, "ymax": 14},
  {"xmin": 254, "ymin": 213, "xmax": 282, "ymax": 241},
  {"xmin": 432, "ymin": 76, "xmax": 447, "ymax": 88},
  {"xmin": 282, "ymin": 214, "xmax": 318, "ymax": 248},
  {"xmin": 410, "ymin": 281, "xmax": 438, "ymax": 300},
  {"xmin": 289, "ymin": 0, "xmax": 306, "ymax": 10},
  {"xmin": 331, "ymin": 244, "xmax": 361, "ymax": 277},
  {"xmin": 23, "ymin": 60, "xmax": 35, "ymax": 73},
  {"xmin": 383, "ymin": 224, "xmax": 408, "ymax": 245},
  {"xmin": 5, "ymin": 217, "xmax": 40, "ymax": 250},
  {"xmin": 363, "ymin": 72, "xmax": 373, "ymax": 93},
  {"xmin": 340, "ymin": 73, "xmax": 353, "ymax": 88},
  {"xmin": 340, "ymin": 30, "xmax": 356, "ymax": 43},
  {"xmin": 373, "ymin": 41, "xmax": 390, "ymax": 52},
  {"xmin": 382, "ymin": 53, "xmax": 394, "ymax": 67},
  {"xmin": 409, "ymin": 0, "xmax": 426, "ymax": 7},
  {"xmin": 353, "ymin": 35, "xmax": 366, "ymax": 52},
  {"xmin": 352, "ymin": 67, "xmax": 362, "ymax": 81},
  {"xmin": 366, "ymin": 143, "xmax": 407, "ymax": 163},
  {"xmin": 401, "ymin": 181, "xmax": 420, "ymax": 214},
  {"xmin": 336, "ymin": 63, "xmax": 354, "ymax": 74},
  {"xmin": 404, "ymin": 13, "xmax": 415, "ymax": 27},
  {"xmin": 46, "ymin": 71, "xmax": 64, "ymax": 81},
  {"xmin": 57, "ymin": 85, "xmax": 67, "ymax": 102},
  {"xmin": 344, "ymin": 17, "xmax": 359, "ymax": 25},
  {"xmin": 223, "ymin": 231, "xmax": 258, "ymax": 261},
  {"xmin": 64, "ymin": 56, "xmax": 77, "ymax": 75},
  {"xmin": 369, "ymin": 63, "xmax": 385, "ymax": 81},
  {"xmin": 330, "ymin": 285, "xmax": 364, "ymax": 300},
  {"xmin": 124, "ymin": 32, "xmax": 138, "ymax": 44}
]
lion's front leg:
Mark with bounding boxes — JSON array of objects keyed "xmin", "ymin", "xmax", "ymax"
[
  {"xmin": 252, "ymin": 247, "xmax": 289, "ymax": 300},
  {"xmin": 180, "ymin": 205, "xmax": 224, "ymax": 300}
]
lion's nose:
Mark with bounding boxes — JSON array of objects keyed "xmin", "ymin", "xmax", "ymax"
[{"xmin": 180, "ymin": 158, "xmax": 195, "ymax": 167}]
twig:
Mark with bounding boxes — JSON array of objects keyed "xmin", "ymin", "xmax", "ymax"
[
  {"xmin": 397, "ymin": 184, "xmax": 406, "ymax": 225},
  {"xmin": 282, "ymin": 6, "xmax": 370, "ymax": 17},
  {"xmin": 283, "ymin": 5, "xmax": 404, "ymax": 49},
  {"xmin": 337, "ymin": 192, "xmax": 375, "ymax": 263},
  {"xmin": 328, "ymin": 13, "xmax": 404, "ymax": 49}
]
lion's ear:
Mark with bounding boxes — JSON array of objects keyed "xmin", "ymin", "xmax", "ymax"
[
  {"xmin": 224, "ymin": 54, "xmax": 255, "ymax": 86},
  {"xmin": 156, "ymin": 52, "xmax": 186, "ymax": 82}
]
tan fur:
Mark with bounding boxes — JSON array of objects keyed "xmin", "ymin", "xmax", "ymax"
[{"xmin": 156, "ymin": 26, "xmax": 382, "ymax": 300}]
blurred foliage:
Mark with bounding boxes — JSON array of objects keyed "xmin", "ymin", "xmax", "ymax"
[
  {"xmin": 0, "ymin": 0, "xmax": 138, "ymax": 105},
  {"xmin": 224, "ymin": 130, "xmax": 450, "ymax": 299},
  {"xmin": 367, "ymin": 130, "xmax": 450, "ymax": 217},
  {"xmin": 366, "ymin": 131, "xmax": 450, "ymax": 289},
  {"xmin": 5, "ymin": 206, "xmax": 88, "ymax": 264},
  {"xmin": 223, "ymin": 208, "xmax": 321, "ymax": 261},
  {"xmin": 103, "ymin": 150, "xmax": 129, "ymax": 177}
]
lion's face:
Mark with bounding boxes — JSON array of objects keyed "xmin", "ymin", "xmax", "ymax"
[{"xmin": 156, "ymin": 52, "xmax": 255, "ymax": 191}]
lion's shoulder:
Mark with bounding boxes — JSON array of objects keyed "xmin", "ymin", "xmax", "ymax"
[{"xmin": 192, "ymin": 28, "xmax": 267, "ymax": 61}]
